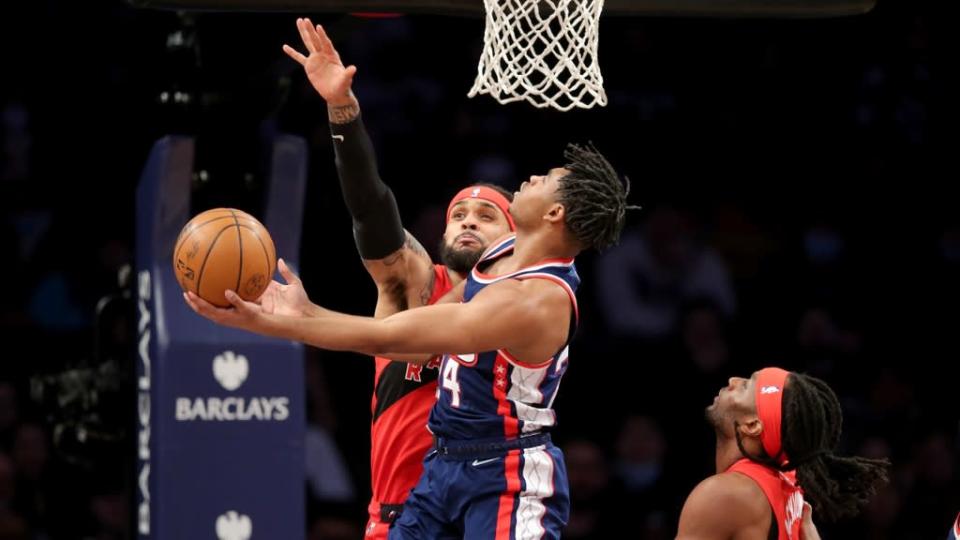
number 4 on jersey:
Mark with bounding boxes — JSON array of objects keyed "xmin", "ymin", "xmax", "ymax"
[{"xmin": 441, "ymin": 358, "xmax": 461, "ymax": 407}]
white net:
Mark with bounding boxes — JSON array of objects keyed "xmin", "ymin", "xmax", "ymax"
[{"xmin": 467, "ymin": 0, "xmax": 607, "ymax": 112}]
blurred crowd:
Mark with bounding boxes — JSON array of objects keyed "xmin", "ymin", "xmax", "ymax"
[{"xmin": 0, "ymin": 0, "xmax": 956, "ymax": 538}]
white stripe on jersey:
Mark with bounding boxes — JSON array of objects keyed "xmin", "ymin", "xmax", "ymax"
[
  {"xmin": 507, "ymin": 363, "xmax": 548, "ymax": 404},
  {"xmin": 514, "ymin": 402, "xmax": 557, "ymax": 433},
  {"xmin": 507, "ymin": 363, "xmax": 555, "ymax": 433},
  {"xmin": 472, "ymin": 261, "xmax": 575, "ymax": 285},
  {"xmin": 514, "ymin": 446, "xmax": 554, "ymax": 540},
  {"xmin": 545, "ymin": 347, "xmax": 569, "ymax": 410}
]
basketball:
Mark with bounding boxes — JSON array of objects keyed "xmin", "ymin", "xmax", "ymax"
[{"xmin": 172, "ymin": 208, "xmax": 277, "ymax": 307}]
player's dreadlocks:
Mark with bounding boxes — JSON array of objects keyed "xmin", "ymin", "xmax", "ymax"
[
  {"xmin": 736, "ymin": 373, "xmax": 890, "ymax": 522},
  {"xmin": 557, "ymin": 142, "xmax": 639, "ymax": 251}
]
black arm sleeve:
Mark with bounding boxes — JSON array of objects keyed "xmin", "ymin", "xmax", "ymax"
[{"xmin": 330, "ymin": 115, "xmax": 406, "ymax": 259}]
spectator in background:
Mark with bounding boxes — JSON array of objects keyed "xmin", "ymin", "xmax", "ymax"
[
  {"xmin": 85, "ymin": 490, "xmax": 128, "ymax": 540},
  {"xmin": 899, "ymin": 432, "xmax": 958, "ymax": 539},
  {"xmin": 0, "ymin": 453, "xmax": 28, "ymax": 540},
  {"xmin": 615, "ymin": 415, "xmax": 667, "ymax": 497},
  {"xmin": 0, "ymin": 384, "xmax": 18, "ymax": 451},
  {"xmin": 10, "ymin": 424, "xmax": 50, "ymax": 535},
  {"xmin": 682, "ymin": 302, "xmax": 731, "ymax": 378},
  {"xmin": 562, "ymin": 439, "xmax": 614, "ymax": 540},
  {"xmin": 612, "ymin": 414, "xmax": 676, "ymax": 539},
  {"xmin": 1, "ymin": 102, "xmax": 31, "ymax": 184},
  {"xmin": 597, "ymin": 205, "xmax": 735, "ymax": 342},
  {"xmin": 303, "ymin": 351, "xmax": 356, "ymax": 505}
]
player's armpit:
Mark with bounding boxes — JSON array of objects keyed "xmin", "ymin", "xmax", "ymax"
[{"xmin": 364, "ymin": 231, "xmax": 436, "ymax": 304}]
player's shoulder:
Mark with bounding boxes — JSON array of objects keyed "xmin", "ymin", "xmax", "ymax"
[{"xmin": 684, "ymin": 473, "xmax": 771, "ymax": 524}]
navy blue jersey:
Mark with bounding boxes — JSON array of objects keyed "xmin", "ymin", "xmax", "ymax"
[{"xmin": 428, "ymin": 236, "xmax": 579, "ymax": 441}]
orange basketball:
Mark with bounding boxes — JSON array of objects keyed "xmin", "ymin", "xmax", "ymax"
[{"xmin": 172, "ymin": 208, "xmax": 277, "ymax": 307}]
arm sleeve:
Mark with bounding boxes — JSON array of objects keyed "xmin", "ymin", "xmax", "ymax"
[{"xmin": 330, "ymin": 115, "xmax": 406, "ymax": 259}]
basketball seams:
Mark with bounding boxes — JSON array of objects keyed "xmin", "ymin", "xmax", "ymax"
[
  {"xmin": 196, "ymin": 224, "xmax": 239, "ymax": 297},
  {"xmin": 237, "ymin": 224, "xmax": 275, "ymax": 283},
  {"xmin": 230, "ymin": 210, "xmax": 243, "ymax": 296},
  {"xmin": 174, "ymin": 214, "xmax": 236, "ymax": 263}
]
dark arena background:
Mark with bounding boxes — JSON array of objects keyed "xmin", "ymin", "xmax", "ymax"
[{"xmin": 0, "ymin": 0, "xmax": 957, "ymax": 538}]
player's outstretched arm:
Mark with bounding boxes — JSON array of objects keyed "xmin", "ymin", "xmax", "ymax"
[
  {"xmin": 184, "ymin": 278, "xmax": 568, "ymax": 364},
  {"xmin": 284, "ymin": 18, "xmax": 434, "ymax": 313}
]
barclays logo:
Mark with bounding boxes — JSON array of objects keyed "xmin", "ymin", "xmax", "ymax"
[
  {"xmin": 175, "ymin": 351, "xmax": 289, "ymax": 422},
  {"xmin": 213, "ymin": 351, "xmax": 249, "ymax": 391},
  {"xmin": 216, "ymin": 510, "xmax": 252, "ymax": 540}
]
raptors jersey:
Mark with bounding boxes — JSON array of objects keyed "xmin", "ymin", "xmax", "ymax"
[
  {"xmin": 369, "ymin": 264, "xmax": 452, "ymax": 508},
  {"xmin": 428, "ymin": 235, "xmax": 579, "ymax": 441},
  {"xmin": 727, "ymin": 458, "xmax": 805, "ymax": 540}
]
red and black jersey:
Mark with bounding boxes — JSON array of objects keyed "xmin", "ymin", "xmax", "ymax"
[{"xmin": 369, "ymin": 264, "xmax": 452, "ymax": 509}]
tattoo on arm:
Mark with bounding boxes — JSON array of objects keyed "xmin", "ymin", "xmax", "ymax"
[
  {"xmin": 403, "ymin": 234, "xmax": 434, "ymax": 305},
  {"xmin": 378, "ymin": 233, "xmax": 429, "ymax": 268},
  {"xmin": 404, "ymin": 233, "xmax": 429, "ymax": 259},
  {"xmin": 419, "ymin": 265, "xmax": 436, "ymax": 306},
  {"xmin": 328, "ymin": 102, "xmax": 360, "ymax": 124}
]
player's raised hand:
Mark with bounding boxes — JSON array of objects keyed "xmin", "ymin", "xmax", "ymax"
[{"xmin": 282, "ymin": 18, "xmax": 357, "ymax": 105}]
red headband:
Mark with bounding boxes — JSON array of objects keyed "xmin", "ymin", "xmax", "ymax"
[
  {"xmin": 446, "ymin": 186, "xmax": 515, "ymax": 231},
  {"xmin": 756, "ymin": 367, "xmax": 791, "ymax": 466}
]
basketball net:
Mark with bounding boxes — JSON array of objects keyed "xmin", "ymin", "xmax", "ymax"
[{"xmin": 468, "ymin": 0, "xmax": 607, "ymax": 112}]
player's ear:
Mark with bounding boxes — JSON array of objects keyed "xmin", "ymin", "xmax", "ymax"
[
  {"xmin": 543, "ymin": 202, "xmax": 565, "ymax": 225},
  {"xmin": 737, "ymin": 415, "xmax": 763, "ymax": 439}
]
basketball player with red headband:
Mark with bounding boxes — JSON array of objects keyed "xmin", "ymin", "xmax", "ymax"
[
  {"xmin": 272, "ymin": 17, "xmax": 516, "ymax": 538},
  {"xmin": 350, "ymin": 182, "xmax": 514, "ymax": 539},
  {"xmin": 677, "ymin": 367, "xmax": 889, "ymax": 539}
]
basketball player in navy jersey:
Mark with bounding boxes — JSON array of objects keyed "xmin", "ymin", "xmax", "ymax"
[
  {"xmin": 262, "ymin": 18, "xmax": 517, "ymax": 539},
  {"xmin": 676, "ymin": 367, "xmax": 888, "ymax": 540},
  {"xmin": 184, "ymin": 127, "xmax": 634, "ymax": 537}
]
